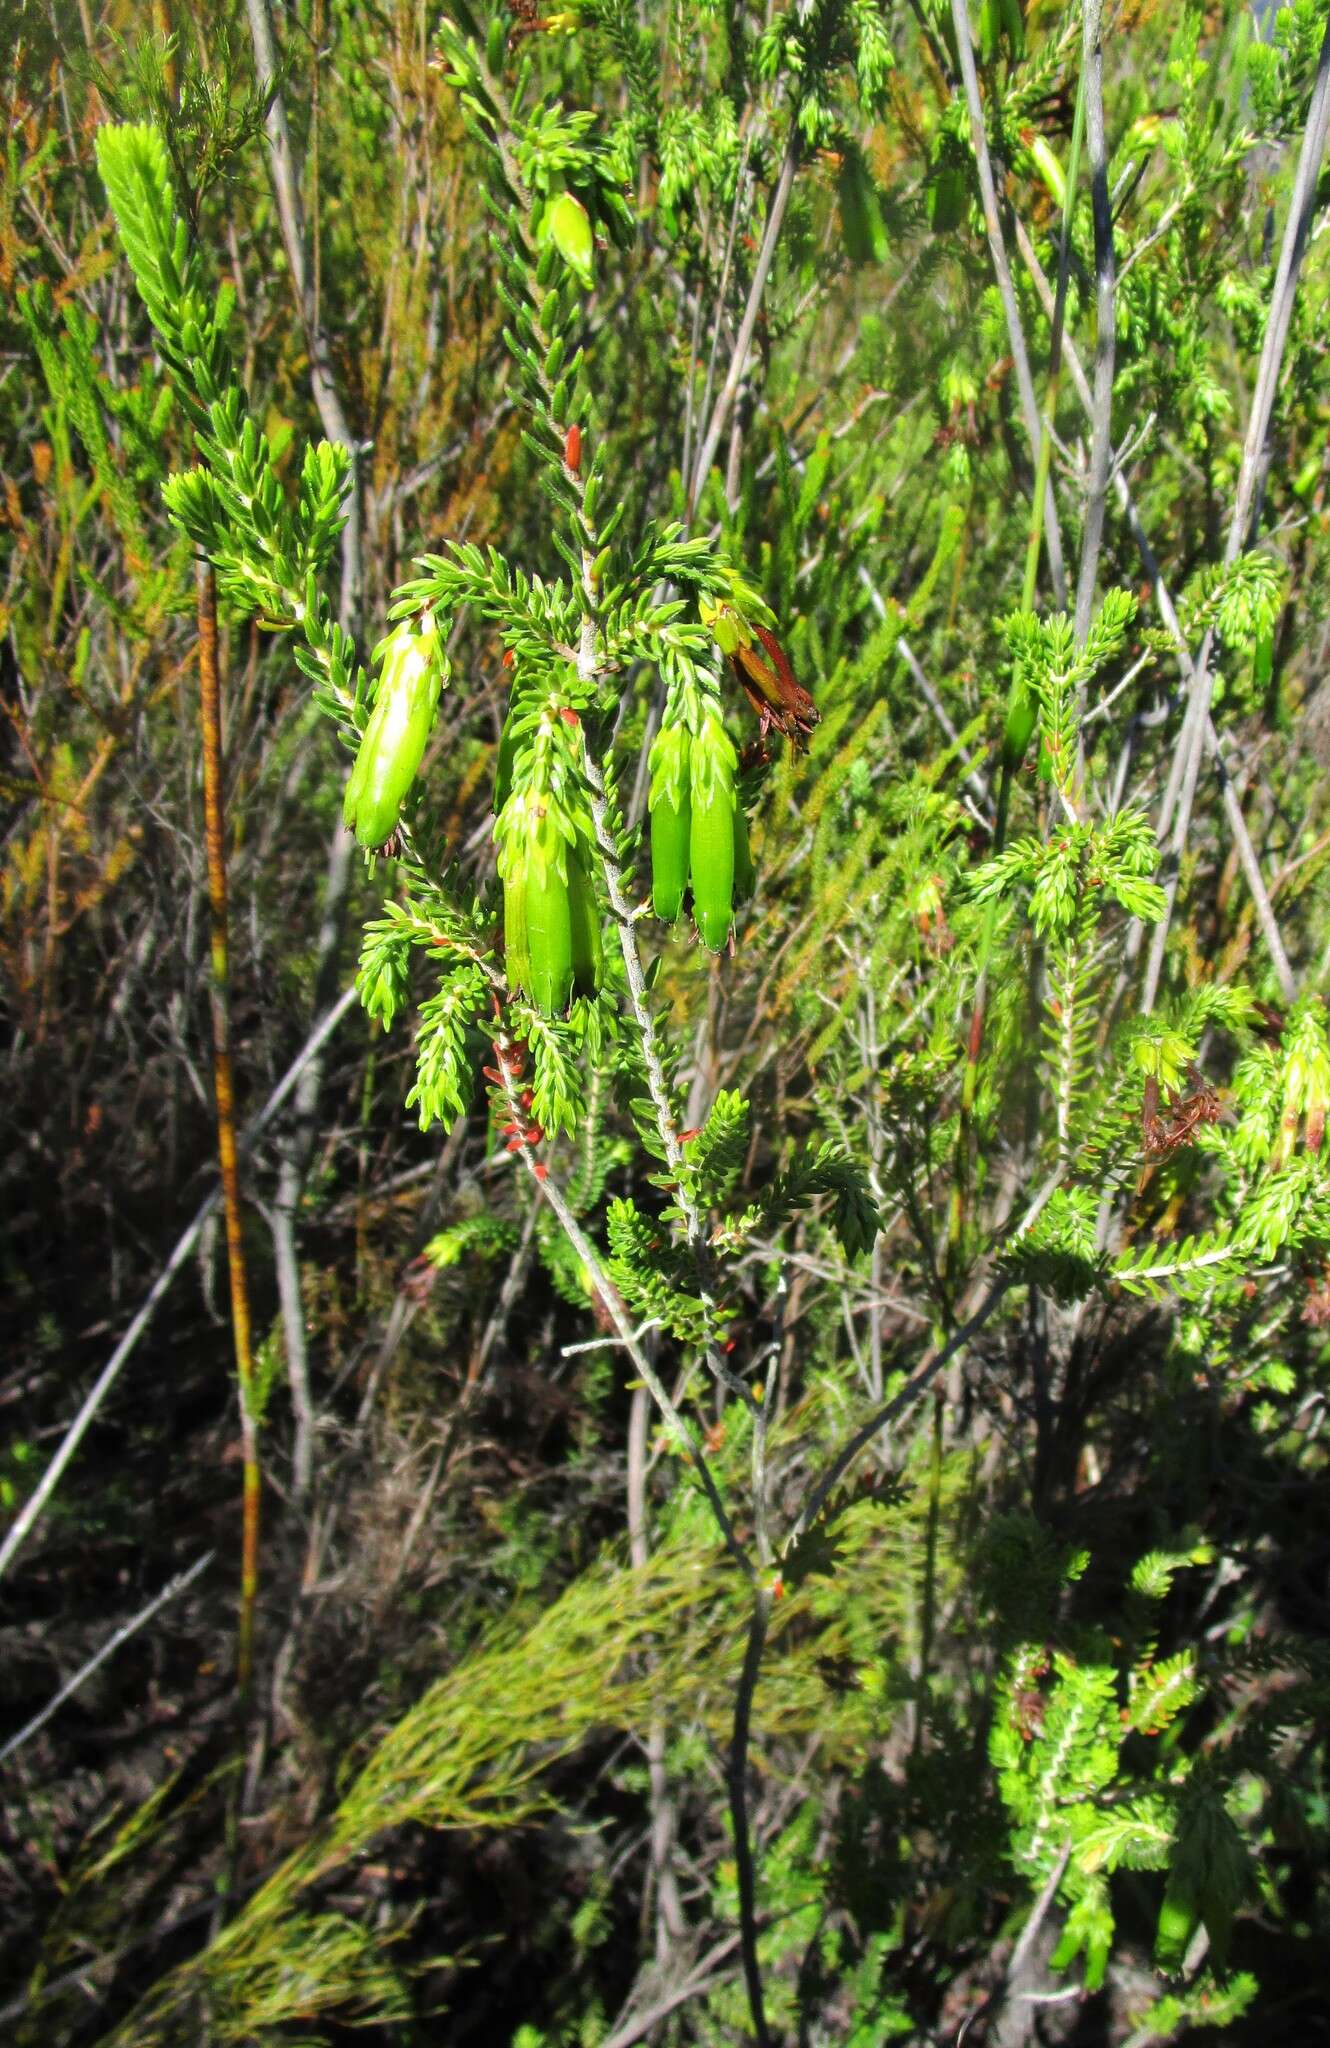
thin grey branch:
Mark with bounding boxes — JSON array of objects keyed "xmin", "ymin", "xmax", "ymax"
[
  {"xmin": 0, "ymin": 1551, "xmax": 214, "ymax": 1768},
  {"xmin": 1141, "ymin": 14, "xmax": 1330, "ymax": 1009},
  {"xmin": 688, "ymin": 124, "xmax": 799, "ymax": 514},
  {"xmin": 1073, "ymin": 0, "xmax": 1116, "ymax": 650},
  {"xmin": 1010, "ymin": 216, "xmax": 1297, "ymax": 1004},
  {"xmin": 949, "ymin": 0, "xmax": 1067, "ymax": 604}
]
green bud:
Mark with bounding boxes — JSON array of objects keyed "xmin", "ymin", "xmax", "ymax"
[{"xmin": 544, "ymin": 335, "xmax": 566, "ymax": 383}]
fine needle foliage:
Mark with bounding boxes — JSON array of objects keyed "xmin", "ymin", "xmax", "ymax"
[{"xmin": 5, "ymin": 0, "xmax": 1330, "ymax": 2044}]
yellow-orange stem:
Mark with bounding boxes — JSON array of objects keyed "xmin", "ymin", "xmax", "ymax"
[{"xmin": 196, "ymin": 557, "xmax": 261, "ymax": 1698}]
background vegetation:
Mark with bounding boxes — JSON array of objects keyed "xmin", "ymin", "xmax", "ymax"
[{"xmin": 4, "ymin": 0, "xmax": 1330, "ymax": 2041}]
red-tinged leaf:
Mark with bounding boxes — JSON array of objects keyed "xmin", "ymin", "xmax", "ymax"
[
  {"xmin": 754, "ymin": 623, "xmax": 819, "ymax": 736},
  {"xmin": 753, "ymin": 623, "xmax": 798, "ymax": 692}
]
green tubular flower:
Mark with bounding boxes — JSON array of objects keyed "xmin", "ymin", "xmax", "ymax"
[
  {"xmin": 1153, "ymin": 1870, "xmax": 1200, "ymax": 1975},
  {"xmin": 567, "ymin": 843, "xmax": 603, "ymax": 999},
  {"xmin": 648, "ymin": 723, "xmax": 692, "ymax": 923},
  {"xmin": 496, "ymin": 771, "xmax": 602, "ymax": 1016},
  {"xmin": 524, "ymin": 838, "xmax": 574, "ymax": 1017},
  {"xmin": 837, "ymin": 146, "xmax": 889, "ymax": 267},
  {"xmin": 979, "ymin": 0, "xmax": 1024, "ymax": 62},
  {"xmin": 732, "ymin": 800, "xmax": 755, "ymax": 907},
  {"xmin": 343, "ymin": 612, "xmax": 442, "ymax": 848},
  {"xmin": 927, "ymin": 138, "xmax": 968, "ymax": 233},
  {"xmin": 1002, "ymin": 683, "xmax": 1037, "ymax": 772},
  {"xmin": 689, "ymin": 714, "xmax": 738, "ymax": 952},
  {"xmin": 503, "ymin": 866, "xmax": 531, "ymax": 1003},
  {"xmin": 494, "ymin": 708, "xmax": 521, "ymax": 817}
]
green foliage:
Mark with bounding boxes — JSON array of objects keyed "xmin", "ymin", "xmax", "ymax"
[{"xmin": 14, "ymin": 0, "xmax": 1330, "ymax": 2038}]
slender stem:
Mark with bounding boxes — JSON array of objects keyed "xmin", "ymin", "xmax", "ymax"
[
  {"xmin": 728, "ymin": 1584, "xmax": 774, "ymax": 2048},
  {"xmin": 913, "ymin": 1387, "xmax": 945, "ymax": 1754},
  {"xmin": 627, "ymin": 1383, "xmax": 687, "ymax": 1959},
  {"xmin": 1073, "ymin": 0, "xmax": 1115, "ymax": 654},
  {"xmin": 790, "ymin": 1279, "xmax": 1012, "ymax": 1547},
  {"xmin": 495, "ymin": 1042, "xmax": 750, "ymax": 1574},
  {"xmin": 1020, "ymin": 52, "xmax": 1086, "ymax": 615},
  {"xmin": 197, "ymin": 558, "xmax": 261, "ymax": 1697}
]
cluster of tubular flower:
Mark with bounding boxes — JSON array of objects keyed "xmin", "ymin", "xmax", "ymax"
[
  {"xmin": 647, "ymin": 706, "xmax": 753, "ymax": 952},
  {"xmin": 495, "ymin": 702, "xmax": 602, "ymax": 1017},
  {"xmin": 343, "ymin": 611, "xmax": 444, "ymax": 849}
]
